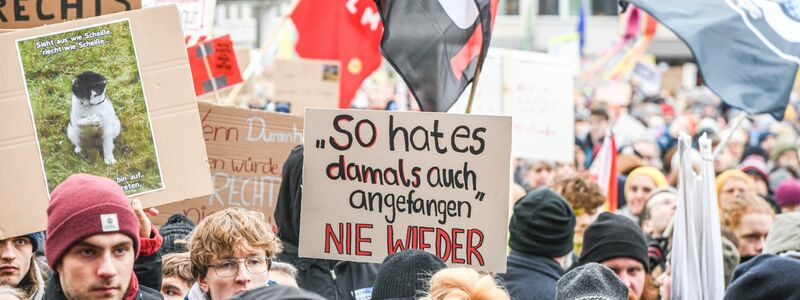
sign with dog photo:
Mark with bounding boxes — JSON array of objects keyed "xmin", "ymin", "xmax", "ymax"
[
  {"xmin": 0, "ymin": 6, "xmax": 212, "ymax": 238},
  {"xmin": 16, "ymin": 20, "xmax": 164, "ymax": 197}
]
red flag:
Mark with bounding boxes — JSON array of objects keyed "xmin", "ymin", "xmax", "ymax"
[{"xmin": 290, "ymin": 0, "xmax": 383, "ymax": 108}]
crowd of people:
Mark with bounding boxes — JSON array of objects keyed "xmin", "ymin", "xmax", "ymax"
[{"xmin": 2, "ymin": 85, "xmax": 800, "ymax": 300}]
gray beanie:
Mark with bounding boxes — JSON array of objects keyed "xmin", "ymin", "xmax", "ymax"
[
  {"xmin": 764, "ymin": 212, "xmax": 800, "ymax": 254},
  {"xmin": 557, "ymin": 263, "xmax": 628, "ymax": 300}
]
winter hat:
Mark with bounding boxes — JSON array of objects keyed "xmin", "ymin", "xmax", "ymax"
[
  {"xmin": 556, "ymin": 262, "xmax": 628, "ymax": 300},
  {"xmin": 25, "ymin": 232, "xmax": 44, "ymax": 253},
  {"xmin": 770, "ymin": 140, "xmax": 797, "ymax": 162},
  {"xmin": 231, "ymin": 285, "xmax": 325, "ymax": 300},
  {"xmin": 741, "ymin": 146, "xmax": 768, "ymax": 162},
  {"xmin": 774, "ymin": 179, "xmax": 800, "ymax": 208},
  {"xmin": 724, "ymin": 254, "xmax": 800, "ymax": 300},
  {"xmin": 158, "ymin": 213, "xmax": 195, "ymax": 255},
  {"xmin": 764, "ymin": 212, "xmax": 800, "ymax": 254},
  {"xmin": 508, "ymin": 188, "xmax": 576, "ymax": 257},
  {"xmin": 46, "ymin": 174, "xmax": 140, "ymax": 269},
  {"xmin": 579, "ymin": 212, "xmax": 649, "ymax": 271},
  {"xmin": 715, "ymin": 170, "xmax": 755, "ymax": 201},
  {"xmin": 371, "ymin": 250, "xmax": 447, "ymax": 300},
  {"xmin": 624, "ymin": 166, "xmax": 668, "ymax": 201},
  {"xmin": 739, "ymin": 155, "xmax": 769, "ymax": 183}
]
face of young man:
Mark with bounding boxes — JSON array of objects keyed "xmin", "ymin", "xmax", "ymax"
[
  {"xmin": 0, "ymin": 236, "xmax": 33, "ymax": 287},
  {"xmin": 161, "ymin": 276, "xmax": 191, "ymax": 300},
  {"xmin": 57, "ymin": 233, "xmax": 135, "ymax": 300},
  {"xmin": 199, "ymin": 248, "xmax": 270, "ymax": 300},
  {"xmin": 603, "ymin": 257, "xmax": 645, "ymax": 300},
  {"xmin": 734, "ymin": 212, "xmax": 774, "ymax": 259}
]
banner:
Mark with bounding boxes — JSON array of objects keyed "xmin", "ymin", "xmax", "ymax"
[
  {"xmin": 153, "ymin": 103, "xmax": 303, "ymax": 227},
  {"xmin": 300, "ymin": 109, "xmax": 511, "ymax": 272},
  {"xmin": 507, "ymin": 51, "xmax": 574, "ymax": 163},
  {"xmin": 272, "ymin": 59, "xmax": 340, "ymax": 114},
  {"xmin": 0, "ymin": 0, "xmax": 141, "ymax": 29},
  {"xmin": 0, "ymin": 6, "xmax": 212, "ymax": 238}
]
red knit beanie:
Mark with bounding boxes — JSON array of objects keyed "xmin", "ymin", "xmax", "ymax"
[{"xmin": 46, "ymin": 174, "xmax": 140, "ymax": 269}]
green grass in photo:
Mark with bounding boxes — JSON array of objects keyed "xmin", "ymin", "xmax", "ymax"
[{"xmin": 17, "ymin": 20, "xmax": 163, "ymax": 195}]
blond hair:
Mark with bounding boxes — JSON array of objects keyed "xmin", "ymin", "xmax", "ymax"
[
  {"xmin": 721, "ymin": 193, "xmax": 775, "ymax": 230},
  {"xmin": 420, "ymin": 268, "xmax": 510, "ymax": 300},
  {"xmin": 187, "ymin": 207, "xmax": 282, "ymax": 278},
  {"xmin": 163, "ymin": 252, "xmax": 194, "ymax": 285}
]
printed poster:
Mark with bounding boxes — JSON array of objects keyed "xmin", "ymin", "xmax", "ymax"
[{"xmin": 16, "ymin": 20, "xmax": 164, "ymax": 196}]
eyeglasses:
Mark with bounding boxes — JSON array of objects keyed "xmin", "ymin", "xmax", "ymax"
[{"xmin": 209, "ymin": 256, "xmax": 271, "ymax": 278}]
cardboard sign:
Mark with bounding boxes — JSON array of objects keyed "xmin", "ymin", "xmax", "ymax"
[
  {"xmin": 188, "ymin": 35, "xmax": 243, "ymax": 96},
  {"xmin": 0, "ymin": 5, "xmax": 212, "ymax": 238},
  {"xmin": 152, "ymin": 102, "xmax": 303, "ymax": 227},
  {"xmin": 272, "ymin": 59, "xmax": 340, "ymax": 114},
  {"xmin": 150, "ymin": 0, "xmax": 216, "ymax": 37},
  {"xmin": 300, "ymin": 109, "xmax": 512, "ymax": 272},
  {"xmin": 507, "ymin": 51, "xmax": 575, "ymax": 163},
  {"xmin": 0, "ymin": 0, "xmax": 141, "ymax": 29}
]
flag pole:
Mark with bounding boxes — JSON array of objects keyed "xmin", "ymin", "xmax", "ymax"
[
  {"xmin": 711, "ymin": 112, "xmax": 751, "ymax": 159},
  {"xmin": 224, "ymin": 0, "xmax": 302, "ymax": 106},
  {"xmin": 465, "ymin": 49, "xmax": 486, "ymax": 114}
]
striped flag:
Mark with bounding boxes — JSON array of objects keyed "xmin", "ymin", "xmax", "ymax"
[{"xmin": 589, "ymin": 129, "xmax": 618, "ymax": 212}]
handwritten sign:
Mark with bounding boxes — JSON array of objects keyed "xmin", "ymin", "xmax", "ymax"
[
  {"xmin": 272, "ymin": 59, "xmax": 340, "ymax": 114},
  {"xmin": 153, "ymin": 102, "xmax": 303, "ymax": 227},
  {"xmin": 188, "ymin": 35, "xmax": 243, "ymax": 96},
  {"xmin": 300, "ymin": 109, "xmax": 511, "ymax": 272},
  {"xmin": 507, "ymin": 51, "xmax": 574, "ymax": 163},
  {"xmin": 0, "ymin": 0, "xmax": 141, "ymax": 29}
]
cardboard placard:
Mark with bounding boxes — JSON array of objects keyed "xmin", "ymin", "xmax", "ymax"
[
  {"xmin": 150, "ymin": 0, "xmax": 216, "ymax": 37},
  {"xmin": 188, "ymin": 35, "xmax": 243, "ymax": 96},
  {"xmin": 300, "ymin": 109, "xmax": 511, "ymax": 272},
  {"xmin": 507, "ymin": 51, "xmax": 575, "ymax": 163},
  {"xmin": 0, "ymin": 5, "xmax": 212, "ymax": 238},
  {"xmin": 272, "ymin": 59, "xmax": 340, "ymax": 114},
  {"xmin": 0, "ymin": 0, "xmax": 141, "ymax": 30},
  {"xmin": 152, "ymin": 102, "xmax": 303, "ymax": 227}
]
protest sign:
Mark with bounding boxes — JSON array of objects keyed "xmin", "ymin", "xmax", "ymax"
[
  {"xmin": 153, "ymin": 103, "xmax": 303, "ymax": 227},
  {"xmin": 150, "ymin": 0, "xmax": 216, "ymax": 37},
  {"xmin": 0, "ymin": 5, "xmax": 212, "ymax": 238},
  {"xmin": 273, "ymin": 59, "xmax": 340, "ymax": 114},
  {"xmin": 507, "ymin": 51, "xmax": 574, "ymax": 163},
  {"xmin": 300, "ymin": 109, "xmax": 512, "ymax": 272},
  {"xmin": 449, "ymin": 48, "xmax": 506, "ymax": 115},
  {"xmin": 188, "ymin": 35, "xmax": 243, "ymax": 96},
  {"xmin": 0, "ymin": 0, "xmax": 141, "ymax": 29}
]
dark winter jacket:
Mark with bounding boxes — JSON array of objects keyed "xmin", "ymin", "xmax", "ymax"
[
  {"xmin": 275, "ymin": 145, "xmax": 379, "ymax": 300},
  {"xmin": 497, "ymin": 251, "xmax": 565, "ymax": 300}
]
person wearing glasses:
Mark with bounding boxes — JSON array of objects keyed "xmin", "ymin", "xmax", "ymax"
[{"xmin": 186, "ymin": 207, "xmax": 283, "ymax": 300}]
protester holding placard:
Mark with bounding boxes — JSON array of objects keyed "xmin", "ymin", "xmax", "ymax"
[{"xmin": 43, "ymin": 174, "xmax": 164, "ymax": 300}]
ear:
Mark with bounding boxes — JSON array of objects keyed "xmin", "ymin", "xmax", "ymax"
[
  {"xmin": 72, "ymin": 77, "xmax": 78, "ymax": 85},
  {"xmin": 197, "ymin": 274, "xmax": 210, "ymax": 293}
]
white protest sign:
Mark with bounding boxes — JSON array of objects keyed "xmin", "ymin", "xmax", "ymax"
[
  {"xmin": 449, "ymin": 48, "xmax": 506, "ymax": 115},
  {"xmin": 300, "ymin": 109, "xmax": 511, "ymax": 272},
  {"xmin": 507, "ymin": 51, "xmax": 574, "ymax": 163},
  {"xmin": 148, "ymin": 0, "xmax": 216, "ymax": 36}
]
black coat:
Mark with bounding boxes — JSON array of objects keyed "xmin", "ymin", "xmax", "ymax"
[
  {"xmin": 497, "ymin": 251, "xmax": 565, "ymax": 300},
  {"xmin": 274, "ymin": 145, "xmax": 379, "ymax": 300}
]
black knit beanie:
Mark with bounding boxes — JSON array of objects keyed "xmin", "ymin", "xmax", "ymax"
[
  {"xmin": 231, "ymin": 284, "xmax": 326, "ymax": 300},
  {"xmin": 578, "ymin": 212, "xmax": 649, "ymax": 271},
  {"xmin": 371, "ymin": 250, "xmax": 447, "ymax": 300},
  {"xmin": 508, "ymin": 188, "xmax": 576, "ymax": 257},
  {"xmin": 158, "ymin": 213, "xmax": 196, "ymax": 255}
]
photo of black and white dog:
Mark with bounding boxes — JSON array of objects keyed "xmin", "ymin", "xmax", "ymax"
[{"xmin": 67, "ymin": 71, "xmax": 122, "ymax": 165}]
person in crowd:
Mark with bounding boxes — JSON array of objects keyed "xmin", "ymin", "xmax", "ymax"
[
  {"xmin": 618, "ymin": 166, "xmax": 668, "ymax": 224},
  {"xmin": 158, "ymin": 214, "xmax": 195, "ymax": 255},
  {"xmin": 551, "ymin": 175, "xmax": 604, "ymax": 256},
  {"xmin": 268, "ymin": 262, "xmax": 299, "ymax": 288},
  {"xmin": 0, "ymin": 232, "xmax": 47, "ymax": 300},
  {"xmin": 639, "ymin": 188, "xmax": 677, "ymax": 239},
  {"xmin": 739, "ymin": 155, "xmax": 771, "ymax": 198},
  {"xmin": 724, "ymin": 254, "xmax": 800, "ymax": 299},
  {"xmin": 768, "ymin": 140, "xmax": 799, "ymax": 189},
  {"xmin": 763, "ymin": 211, "xmax": 800, "ymax": 258},
  {"xmin": 0, "ymin": 286, "xmax": 25, "ymax": 300},
  {"xmin": 524, "ymin": 160, "xmax": 555, "ymax": 190},
  {"xmin": 631, "ymin": 138, "xmax": 663, "ymax": 170},
  {"xmin": 655, "ymin": 261, "xmax": 671, "ymax": 300},
  {"xmin": 774, "ymin": 178, "xmax": 800, "ymax": 212},
  {"xmin": 229, "ymin": 285, "xmax": 325, "ymax": 300},
  {"xmin": 758, "ymin": 132, "xmax": 777, "ymax": 157},
  {"xmin": 716, "ymin": 169, "xmax": 755, "ymax": 206},
  {"xmin": 161, "ymin": 253, "xmax": 194, "ymax": 300},
  {"xmin": 371, "ymin": 250, "xmax": 447, "ymax": 300},
  {"xmin": 576, "ymin": 213, "xmax": 658, "ymax": 300},
  {"xmin": 556, "ymin": 263, "xmax": 628, "ymax": 300},
  {"xmin": 185, "ymin": 207, "xmax": 282, "ymax": 300},
  {"xmin": 720, "ymin": 193, "xmax": 775, "ymax": 263},
  {"xmin": 498, "ymin": 188, "xmax": 576, "ymax": 300},
  {"xmin": 583, "ymin": 108, "xmax": 610, "ymax": 167},
  {"xmin": 721, "ymin": 235, "xmax": 741, "ymax": 288},
  {"xmin": 43, "ymin": 174, "xmax": 164, "ymax": 299},
  {"xmin": 274, "ymin": 146, "xmax": 379, "ymax": 299},
  {"xmin": 420, "ymin": 268, "xmax": 510, "ymax": 300}
]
